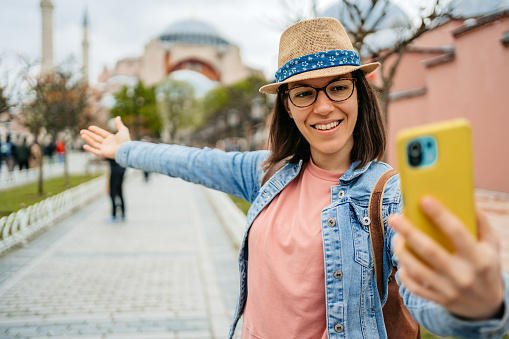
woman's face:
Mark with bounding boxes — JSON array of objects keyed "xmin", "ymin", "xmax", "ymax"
[{"xmin": 286, "ymin": 74, "xmax": 358, "ymax": 170}]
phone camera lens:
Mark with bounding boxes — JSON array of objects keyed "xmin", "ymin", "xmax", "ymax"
[{"xmin": 408, "ymin": 141, "xmax": 422, "ymax": 167}]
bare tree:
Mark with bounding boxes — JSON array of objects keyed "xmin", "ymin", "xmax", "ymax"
[
  {"xmin": 0, "ymin": 87, "xmax": 10, "ymax": 114},
  {"xmin": 16, "ymin": 57, "xmax": 49, "ymax": 195},
  {"xmin": 280, "ymin": 0, "xmax": 459, "ymax": 119},
  {"xmin": 0, "ymin": 56, "xmax": 13, "ymax": 114},
  {"xmin": 337, "ymin": 0, "xmax": 458, "ymax": 118},
  {"xmin": 16, "ymin": 57, "xmax": 89, "ymax": 194}
]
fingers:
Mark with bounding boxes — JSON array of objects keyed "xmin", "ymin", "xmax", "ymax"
[
  {"xmin": 393, "ymin": 234, "xmax": 448, "ymax": 298},
  {"xmin": 80, "ymin": 129, "xmax": 105, "ymax": 144},
  {"xmin": 82, "ymin": 144, "xmax": 103, "ymax": 157},
  {"xmin": 390, "ymin": 198, "xmax": 506, "ymax": 320},
  {"xmin": 397, "ymin": 266, "xmax": 441, "ymax": 304},
  {"xmin": 389, "ymin": 213, "xmax": 450, "ymax": 273},
  {"xmin": 419, "ymin": 196, "xmax": 476, "ymax": 257},
  {"xmin": 114, "ymin": 116, "xmax": 126, "ymax": 131},
  {"xmin": 88, "ymin": 125, "xmax": 111, "ymax": 138},
  {"xmin": 80, "ymin": 131, "xmax": 103, "ymax": 150},
  {"xmin": 476, "ymin": 206, "xmax": 499, "ymax": 249}
]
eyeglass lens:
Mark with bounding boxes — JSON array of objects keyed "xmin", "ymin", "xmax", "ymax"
[{"xmin": 288, "ymin": 79, "xmax": 355, "ymax": 108}]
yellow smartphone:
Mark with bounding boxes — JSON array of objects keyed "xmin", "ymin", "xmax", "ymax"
[{"xmin": 396, "ymin": 119, "xmax": 477, "ymax": 253}]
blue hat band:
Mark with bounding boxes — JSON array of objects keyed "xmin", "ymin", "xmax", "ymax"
[{"xmin": 275, "ymin": 50, "xmax": 361, "ymax": 83}]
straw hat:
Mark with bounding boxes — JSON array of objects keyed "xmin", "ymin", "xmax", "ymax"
[{"xmin": 259, "ymin": 17, "xmax": 379, "ymax": 94}]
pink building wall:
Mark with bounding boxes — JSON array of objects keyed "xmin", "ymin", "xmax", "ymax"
[{"xmin": 386, "ymin": 13, "xmax": 509, "ymax": 192}]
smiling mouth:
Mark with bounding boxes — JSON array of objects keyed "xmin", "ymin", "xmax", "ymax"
[{"xmin": 313, "ymin": 120, "xmax": 341, "ymax": 131}]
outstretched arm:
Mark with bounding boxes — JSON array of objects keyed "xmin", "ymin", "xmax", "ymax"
[
  {"xmin": 80, "ymin": 116, "xmax": 131, "ymax": 159},
  {"xmin": 389, "ymin": 196, "xmax": 504, "ymax": 320}
]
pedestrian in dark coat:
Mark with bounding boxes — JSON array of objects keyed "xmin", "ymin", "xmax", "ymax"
[{"xmin": 108, "ymin": 158, "xmax": 126, "ymax": 221}]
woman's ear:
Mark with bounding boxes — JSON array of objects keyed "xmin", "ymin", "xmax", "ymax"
[{"xmin": 283, "ymin": 97, "xmax": 292, "ymax": 119}]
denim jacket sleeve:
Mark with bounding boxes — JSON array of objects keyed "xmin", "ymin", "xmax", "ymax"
[
  {"xmin": 385, "ymin": 203, "xmax": 509, "ymax": 339},
  {"xmin": 115, "ymin": 141, "xmax": 270, "ymax": 203}
]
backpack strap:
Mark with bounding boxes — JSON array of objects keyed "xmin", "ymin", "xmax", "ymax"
[
  {"xmin": 368, "ymin": 169, "xmax": 398, "ymax": 299},
  {"xmin": 261, "ymin": 160, "xmax": 286, "ymax": 187}
]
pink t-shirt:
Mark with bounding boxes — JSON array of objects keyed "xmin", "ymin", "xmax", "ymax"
[{"xmin": 242, "ymin": 160, "xmax": 343, "ymax": 339}]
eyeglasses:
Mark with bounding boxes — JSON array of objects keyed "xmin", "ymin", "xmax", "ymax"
[{"xmin": 284, "ymin": 78, "xmax": 356, "ymax": 108}]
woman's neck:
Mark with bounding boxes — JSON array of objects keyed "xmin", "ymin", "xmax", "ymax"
[{"xmin": 310, "ymin": 151, "xmax": 352, "ymax": 173}]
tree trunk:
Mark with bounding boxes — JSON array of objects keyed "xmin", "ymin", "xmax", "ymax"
[
  {"xmin": 36, "ymin": 141, "xmax": 44, "ymax": 196},
  {"xmin": 63, "ymin": 142, "xmax": 70, "ymax": 188},
  {"xmin": 380, "ymin": 86, "xmax": 391, "ymax": 128},
  {"xmin": 378, "ymin": 84, "xmax": 391, "ymax": 162}
]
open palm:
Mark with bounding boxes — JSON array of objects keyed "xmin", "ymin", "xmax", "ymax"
[{"xmin": 80, "ymin": 116, "xmax": 131, "ymax": 159}]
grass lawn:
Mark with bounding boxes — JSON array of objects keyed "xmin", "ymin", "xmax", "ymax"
[
  {"xmin": 228, "ymin": 195, "xmax": 509, "ymax": 338},
  {"xmin": 228, "ymin": 195, "xmax": 252, "ymax": 215},
  {"xmin": 0, "ymin": 174, "xmax": 102, "ymax": 218}
]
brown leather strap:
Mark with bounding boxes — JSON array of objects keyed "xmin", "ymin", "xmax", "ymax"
[
  {"xmin": 261, "ymin": 160, "xmax": 286, "ymax": 187},
  {"xmin": 369, "ymin": 169, "xmax": 398, "ymax": 299}
]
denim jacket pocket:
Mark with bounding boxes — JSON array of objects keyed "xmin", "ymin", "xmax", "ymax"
[{"xmin": 349, "ymin": 202, "xmax": 372, "ymax": 268}]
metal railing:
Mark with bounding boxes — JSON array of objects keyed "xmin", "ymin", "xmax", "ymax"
[{"xmin": 0, "ymin": 175, "xmax": 106, "ymax": 255}]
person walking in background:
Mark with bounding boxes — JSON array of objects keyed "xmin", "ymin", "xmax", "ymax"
[
  {"xmin": 29, "ymin": 142, "xmax": 42, "ymax": 169},
  {"xmin": 141, "ymin": 136, "xmax": 151, "ymax": 183},
  {"xmin": 15, "ymin": 136, "xmax": 31, "ymax": 171},
  {"xmin": 44, "ymin": 139, "xmax": 56, "ymax": 163},
  {"xmin": 107, "ymin": 157, "xmax": 126, "ymax": 222},
  {"xmin": 1, "ymin": 134, "xmax": 17, "ymax": 172},
  {"xmin": 56, "ymin": 139, "xmax": 65, "ymax": 163},
  {"xmin": 81, "ymin": 17, "xmax": 509, "ymax": 339}
]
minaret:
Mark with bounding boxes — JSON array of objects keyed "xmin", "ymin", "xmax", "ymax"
[
  {"xmin": 82, "ymin": 10, "xmax": 90, "ymax": 84},
  {"xmin": 40, "ymin": 0, "xmax": 54, "ymax": 75}
]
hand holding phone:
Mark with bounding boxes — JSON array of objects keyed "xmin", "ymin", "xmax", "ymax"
[
  {"xmin": 390, "ymin": 119, "xmax": 505, "ymax": 321},
  {"xmin": 396, "ymin": 119, "xmax": 477, "ymax": 253}
]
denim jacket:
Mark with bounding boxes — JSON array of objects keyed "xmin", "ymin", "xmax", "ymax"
[{"xmin": 117, "ymin": 141, "xmax": 509, "ymax": 339}]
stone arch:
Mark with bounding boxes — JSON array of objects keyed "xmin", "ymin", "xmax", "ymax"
[{"xmin": 167, "ymin": 57, "xmax": 220, "ymax": 82}]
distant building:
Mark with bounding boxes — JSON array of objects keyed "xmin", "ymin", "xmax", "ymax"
[
  {"xmin": 82, "ymin": 10, "xmax": 90, "ymax": 84},
  {"xmin": 98, "ymin": 19, "xmax": 263, "ymax": 87},
  {"xmin": 382, "ymin": 9, "xmax": 509, "ymax": 192},
  {"xmin": 40, "ymin": 0, "xmax": 54, "ymax": 75}
]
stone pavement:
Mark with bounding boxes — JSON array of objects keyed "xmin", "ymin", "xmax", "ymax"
[
  {"xmin": 1, "ymin": 168, "xmax": 509, "ymax": 339},
  {"xmin": 0, "ymin": 172, "xmax": 242, "ymax": 339}
]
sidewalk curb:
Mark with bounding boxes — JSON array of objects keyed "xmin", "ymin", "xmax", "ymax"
[{"xmin": 201, "ymin": 186, "xmax": 246, "ymax": 250}]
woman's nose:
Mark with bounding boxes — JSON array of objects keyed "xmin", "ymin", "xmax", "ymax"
[{"xmin": 313, "ymin": 90, "xmax": 334, "ymax": 115}]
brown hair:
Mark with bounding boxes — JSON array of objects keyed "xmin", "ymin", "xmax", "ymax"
[{"xmin": 263, "ymin": 70, "xmax": 386, "ymax": 170}]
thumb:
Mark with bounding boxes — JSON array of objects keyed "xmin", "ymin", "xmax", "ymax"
[
  {"xmin": 476, "ymin": 206, "xmax": 499, "ymax": 249},
  {"xmin": 114, "ymin": 116, "xmax": 125, "ymax": 131}
]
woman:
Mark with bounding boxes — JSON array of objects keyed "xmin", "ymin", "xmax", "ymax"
[{"xmin": 81, "ymin": 18, "xmax": 509, "ymax": 339}]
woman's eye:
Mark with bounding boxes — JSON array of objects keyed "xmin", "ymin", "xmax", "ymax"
[
  {"xmin": 330, "ymin": 85, "xmax": 347, "ymax": 92},
  {"xmin": 293, "ymin": 89, "xmax": 313, "ymax": 98}
]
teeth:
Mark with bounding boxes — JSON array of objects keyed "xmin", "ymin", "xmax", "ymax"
[{"xmin": 315, "ymin": 121, "xmax": 339, "ymax": 130}]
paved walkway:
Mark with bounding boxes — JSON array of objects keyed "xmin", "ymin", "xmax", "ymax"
[
  {"xmin": 0, "ymin": 172, "xmax": 242, "ymax": 339},
  {"xmin": 1, "ymin": 168, "xmax": 508, "ymax": 339}
]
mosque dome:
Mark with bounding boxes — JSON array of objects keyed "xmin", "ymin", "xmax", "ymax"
[{"xmin": 159, "ymin": 19, "xmax": 230, "ymax": 46}]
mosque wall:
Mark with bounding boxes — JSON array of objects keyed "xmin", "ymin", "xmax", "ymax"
[
  {"xmin": 219, "ymin": 44, "xmax": 254, "ymax": 85},
  {"xmin": 100, "ymin": 20, "xmax": 262, "ymax": 89},
  {"xmin": 140, "ymin": 39, "xmax": 167, "ymax": 86},
  {"xmin": 168, "ymin": 44, "xmax": 222, "ymax": 76}
]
